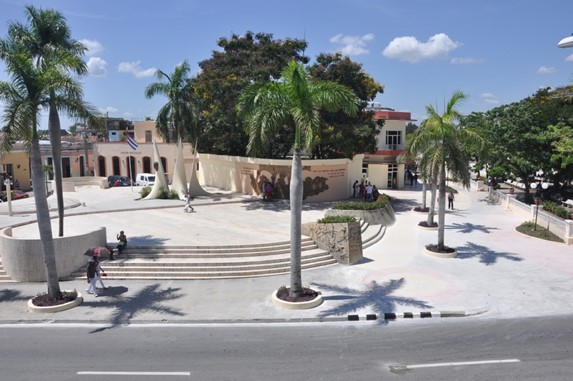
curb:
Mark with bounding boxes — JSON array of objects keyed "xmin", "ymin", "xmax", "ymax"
[{"xmin": 0, "ymin": 309, "xmax": 488, "ymax": 326}]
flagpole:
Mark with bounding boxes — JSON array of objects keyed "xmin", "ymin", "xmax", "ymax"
[{"xmin": 129, "ymin": 127, "xmax": 133, "ymax": 192}]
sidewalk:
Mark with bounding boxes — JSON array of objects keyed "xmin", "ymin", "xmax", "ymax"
[{"xmin": 1, "ymin": 185, "xmax": 573, "ymax": 325}]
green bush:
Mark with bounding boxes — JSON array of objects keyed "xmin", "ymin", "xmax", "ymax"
[
  {"xmin": 541, "ymin": 201, "xmax": 570, "ymax": 219},
  {"xmin": 318, "ymin": 215, "xmax": 357, "ymax": 223},
  {"xmin": 139, "ymin": 186, "xmax": 151, "ymax": 198},
  {"xmin": 332, "ymin": 194, "xmax": 389, "ymax": 210}
]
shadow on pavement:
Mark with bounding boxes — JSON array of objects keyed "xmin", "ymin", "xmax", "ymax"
[
  {"xmin": 446, "ymin": 222, "xmax": 499, "ymax": 234},
  {"xmin": 88, "ymin": 283, "xmax": 185, "ymax": 334},
  {"xmin": 456, "ymin": 242, "xmax": 523, "ymax": 266},
  {"xmin": 313, "ymin": 278, "xmax": 432, "ymax": 325}
]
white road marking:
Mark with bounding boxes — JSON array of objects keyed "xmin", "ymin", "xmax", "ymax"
[
  {"xmin": 390, "ymin": 359, "xmax": 520, "ymax": 372},
  {"xmin": 78, "ymin": 371, "xmax": 190, "ymax": 376}
]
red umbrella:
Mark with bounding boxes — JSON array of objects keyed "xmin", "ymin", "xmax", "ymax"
[{"xmin": 84, "ymin": 246, "xmax": 111, "ymax": 257}]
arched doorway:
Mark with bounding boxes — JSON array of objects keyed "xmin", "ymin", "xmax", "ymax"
[
  {"xmin": 112, "ymin": 156, "xmax": 120, "ymax": 176},
  {"xmin": 142, "ymin": 157, "xmax": 151, "ymax": 173}
]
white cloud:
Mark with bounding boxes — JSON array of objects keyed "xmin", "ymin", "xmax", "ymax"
[
  {"xmin": 118, "ymin": 61, "xmax": 157, "ymax": 78},
  {"xmin": 86, "ymin": 56, "xmax": 107, "ymax": 77},
  {"xmin": 382, "ymin": 33, "xmax": 461, "ymax": 63},
  {"xmin": 330, "ymin": 33, "xmax": 374, "ymax": 56},
  {"xmin": 537, "ymin": 66, "xmax": 557, "ymax": 75},
  {"xmin": 481, "ymin": 92, "xmax": 499, "ymax": 104},
  {"xmin": 79, "ymin": 39, "xmax": 103, "ymax": 56},
  {"xmin": 450, "ymin": 57, "xmax": 484, "ymax": 64},
  {"xmin": 566, "ymin": 53, "xmax": 573, "ymax": 62}
]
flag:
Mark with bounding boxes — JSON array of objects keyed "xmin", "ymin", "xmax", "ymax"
[{"xmin": 127, "ymin": 135, "xmax": 138, "ymax": 150}]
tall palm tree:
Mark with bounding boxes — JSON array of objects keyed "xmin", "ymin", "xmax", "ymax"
[
  {"xmin": 8, "ymin": 5, "xmax": 94, "ymax": 237},
  {"xmin": 408, "ymin": 91, "xmax": 483, "ymax": 251},
  {"xmin": 0, "ymin": 38, "xmax": 79, "ymax": 299},
  {"xmin": 237, "ymin": 61, "xmax": 358, "ymax": 297},
  {"xmin": 145, "ymin": 60, "xmax": 200, "ymax": 143}
]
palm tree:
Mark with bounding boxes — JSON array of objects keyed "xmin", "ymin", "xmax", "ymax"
[
  {"xmin": 145, "ymin": 60, "xmax": 200, "ymax": 143},
  {"xmin": 408, "ymin": 91, "xmax": 483, "ymax": 251},
  {"xmin": 8, "ymin": 5, "xmax": 95, "ymax": 237},
  {"xmin": 237, "ymin": 61, "xmax": 359, "ymax": 297},
  {"xmin": 0, "ymin": 38, "xmax": 77, "ymax": 299}
]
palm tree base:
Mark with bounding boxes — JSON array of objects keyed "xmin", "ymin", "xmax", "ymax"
[
  {"xmin": 417, "ymin": 221, "xmax": 438, "ymax": 230},
  {"xmin": 28, "ymin": 290, "xmax": 82, "ymax": 313},
  {"xmin": 272, "ymin": 287, "xmax": 323, "ymax": 310},
  {"xmin": 412, "ymin": 206, "xmax": 430, "ymax": 213},
  {"xmin": 424, "ymin": 244, "xmax": 457, "ymax": 259}
]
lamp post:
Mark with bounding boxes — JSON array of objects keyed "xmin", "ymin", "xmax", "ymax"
[{"xmin": 530, "ymin": 178, "xmax": 549, "ymax": 231}]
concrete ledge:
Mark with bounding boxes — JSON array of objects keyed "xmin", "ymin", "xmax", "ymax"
[{"xmin": 60, "ymin": 177, "xmax": 108, "ymax": 190}]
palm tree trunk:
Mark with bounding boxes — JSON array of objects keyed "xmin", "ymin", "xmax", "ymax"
[
  {"xmin": 422, "ymin": 180, "xmax": 427, "ymax": 209},
  {"xmin": 437, "ymin": 163, "xmax": 447, "ymax": 250},
  {"xmin": 427, "ymin": 179, "xmax": 437, "ymax": 225},
  {"xmin": 48, "ymin": 99, "xmax": 64, "ymax": 237},
  {"xmin": 289, "ymin": 148, "xmax": 303, "ymax": 298},
  {"xmin": 31, "ymin": 138, "xmax": 61, "ymax": 299}
]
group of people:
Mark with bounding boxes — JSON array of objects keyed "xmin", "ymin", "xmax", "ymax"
[
  {"xmin": 85, "ymin": 230, "xmax": 127, "ymax": 297},
  {"xmin": 352, "ymin": 180, "xmax": 380, "ymax": 202}
]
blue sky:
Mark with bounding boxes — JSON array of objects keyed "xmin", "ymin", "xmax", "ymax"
[{"xmin": 1, "ymin": 0, "xmax": 572, "ymax": 129}]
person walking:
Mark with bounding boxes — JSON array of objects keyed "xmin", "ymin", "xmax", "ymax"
[
  {"xmin": 366, "ymin": 182, "xmax": 373, "ymax": 202},
  {"xmin": 448, "ymin": 191, "xmax": 455, "ymax": 210},
  {"xmin": 86, "ymin": 258, "xmax": 99, "ymax": 297},
  {"xmin": 183, "ymin": 192, "xmax": 194, "ymax": 213},
  {"xmin": 352, "ymin": 180, "xmax": 359, "ymax": 198},
  {"xmin": 95, "ymin": 258, "xmax": 108, "ymax": 289}
]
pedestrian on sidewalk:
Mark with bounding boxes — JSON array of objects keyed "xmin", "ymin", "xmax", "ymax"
[
  {"xmin": 86, "ymin": 258, "xmax": 98, "ymax": 297},
  {"xmin": 95, "ymin": 258, "xmax": 108, "ymax": 289},
  {"xmin": 448, "ymin": 191, "xmax": 455, "ymax": 210},
  {"xmin": 183, "ymin": 192, "xmax": 194, "ymax": 213}
]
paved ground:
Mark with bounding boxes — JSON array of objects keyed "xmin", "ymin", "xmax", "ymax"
[{"xmin": 1, "ymin": 183, "xmax": 573, "ymax": 325}]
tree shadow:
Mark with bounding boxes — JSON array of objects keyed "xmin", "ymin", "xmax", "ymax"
[
  {"xmin": 243, "ymin": 199, "xmax": 333, "ymax": 213},
  {"xmin": 390, "ymin": 198, "xmax": 420, "ymax": 214},
  {"xmin": 445, "ymin": 222, "xmax": 499, "ymax": 234},
  {"xmin": 88, "ymin": 283, "xmax": 185, "ymax": 333},
  {"xmin": 312, "ymin": 278, "xmax": 432, "ymax": 325},
  {"xmin": 456, "ymin": 242, "xmax": 523, "ymax": 266},
  {"xmin": 0, "ymin": 289, "xmax": 30, "ymax": 302},
  {"xmin": 113, "ymin": 235, "xmax": 170, "ymax": 247}
]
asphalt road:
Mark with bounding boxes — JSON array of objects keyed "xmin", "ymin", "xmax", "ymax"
[{"xmin": 2, "ymin": 316, "xmax": 573, "ymax": 380}]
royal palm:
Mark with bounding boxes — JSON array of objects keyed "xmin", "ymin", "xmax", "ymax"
[{"xmin": 237, "ymin": 61, "xmax": 358, "ymax": 297}]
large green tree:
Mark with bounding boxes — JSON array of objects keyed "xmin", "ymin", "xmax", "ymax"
[
  {"xmin": 408, "ymin": 91, "xmax": 483, "ymax": 251},
  {"xmin": 196, "ymin": 32, "xmax": 308, "ymax": 156},
  {"xmin": 145, "ymin": 60, "xmax": 201, "ymax": 143},
  {"xmin": 308, "ymin": 53, "xmax": 384, "ymax": 159},
  {"xmin": 237, "ymin": 61, "xmax": 358, "ymax": 297},
  {"xmin": 7, "ymin": 5, "xmax": 95, "ymax": 237}
]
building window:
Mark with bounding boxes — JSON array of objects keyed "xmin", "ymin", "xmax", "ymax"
[
  {"xmin": 385, "ymin": 131, "xmax": 401, "ymax": 150},
  {"xmin": 145, "ymin": 130, "xmax": 152, "ymax": 143}
]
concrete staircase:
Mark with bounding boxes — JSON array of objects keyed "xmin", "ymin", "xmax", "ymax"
[
  {"xmin": 0, "ymin": 258, "xmax": 13, "ymax": 282},
  {"xmin": 1, "ymin": 220, "xmax": 387, "ymax": 282}
]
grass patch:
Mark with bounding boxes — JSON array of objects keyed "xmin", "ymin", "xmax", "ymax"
[
  {"xmin": 332, "ymin": 194, "xmax": 389, "ymax": 210},
  {"xmin": 516, "ymin": 221, "xmax": 563, "ymax": 242},
  {"xmin": 318, "ymin": 215, "xmax": 357, "ymax": 224}
]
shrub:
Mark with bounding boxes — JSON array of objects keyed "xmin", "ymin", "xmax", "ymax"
[
  {"xmin": 541, "ymin": 201, "xmax": 570, "ymax": 220},
  {"xmin": 332, "ymin": 194, "xmax": 389, "ymax": 210},
  {"xmin": 318, "ymin": 215, "xmax": 357, "ymax": 223},
  {"xmin": 139, "ymin": 186, "xmax": 151, "ymax": 198}
]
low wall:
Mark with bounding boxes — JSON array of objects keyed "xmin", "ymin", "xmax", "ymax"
[
  {"xmin": 59, "ymin": 176, "xmax": 108, "ymax": 191},
  {"xmin": 301, "ymin": 221, "xmax": 363, "ymax": 265},
  {"xmin": 0, "ymin": 226, "xmax": 107, "ymax": 281}
]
